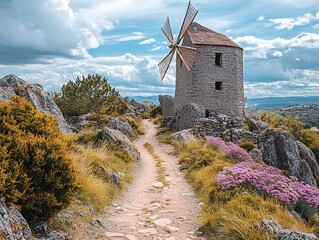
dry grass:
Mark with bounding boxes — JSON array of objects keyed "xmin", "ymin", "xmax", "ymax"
[
  {"xmin": 174, "ymin": 139, "xmax": 316, "ymax": 239},
  {"xmin": 143, "ymin": 143, "xmax": 169, "ymax": 187},
  {"xmin": 50, "ymin": 141, "xmax": 133, "ymax": 237},
  {"xmin": 156, "ymin": 128, "xmax": 176, "ymax": 144}
]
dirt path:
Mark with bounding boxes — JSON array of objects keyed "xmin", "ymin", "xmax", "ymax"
[{"xmin": 90, "ymin": 120, "xmax": 205, "ymax": 240}]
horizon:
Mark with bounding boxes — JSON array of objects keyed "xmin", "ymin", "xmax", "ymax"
[{"xmin": 0, "ymin": 0, "xmax": 318, "ymax": 98}]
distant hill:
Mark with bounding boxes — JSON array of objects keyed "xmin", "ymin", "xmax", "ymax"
[
  {"xmin": 246, "ymin": 96, "xmax": 319, "ymax": 111},
  {"xmin": 127, "ymin": 95, "xmax": 160, "ymax": 104},
  {"xmin": 128, "ymin": 95, "xmax": 319, "ymax": 108}
]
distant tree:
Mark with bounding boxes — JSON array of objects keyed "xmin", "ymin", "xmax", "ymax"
[{"xmin": 53, "ymin": 74, "xmax": 123, "ymax": 116}]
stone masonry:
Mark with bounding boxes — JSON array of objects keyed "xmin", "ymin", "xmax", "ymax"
[{"xmin": 174, "ymin": 23, "xmax": 244, "ymax": 118}]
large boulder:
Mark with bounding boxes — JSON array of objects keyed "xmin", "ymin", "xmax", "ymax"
[
  {"xmin": 102, "ymin": 128, "xmax": 140, "ymax": 162},
  {"xmin": 0, "ymin": 198, "xmax": 32, "ymax": 240},
  {"xmin": 256, "ymin": 218, "xmax": 317, "ymax": 240},
  {"xmin": 68, "ymin": 114, "xmax": 90, "ymax": 131},
  {"xmin": 0, "ymin": 74, "xmax": 71, "ymax": 134},
  {"xmin": 246, "ymin": 115, "xmax": 269, "ymax": 132},
  {"xmin": 171, "ymin": 129, "xmax": 196, "ymax": 143},
  {"xmin": 129, "ymin": 99, "xmax": 150, "ymax": 111},
  {"xmin": 175, "ymin": 103, "xmax": 205, "ymax": 130},
  {"xmin": 106, "ymin": 117, "xmax": 135, "ymax": 137},
  {"xmin": 261, "ymin": 129, "xmax": 319, "ymax": 186},
  {"xmin": 159, "ymin": 95, "xmax": 175, "ymax": 117}
]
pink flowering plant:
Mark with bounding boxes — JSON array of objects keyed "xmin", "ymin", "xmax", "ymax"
[
  {"xmin": 206, "ymin": 136, "xmax": 252, "ymax": 162},
  {"xmin": 215, "ymin": 161, "xmax": 319, "ymax": 208}
]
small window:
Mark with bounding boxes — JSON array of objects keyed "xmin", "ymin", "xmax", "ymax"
[
  {"xmin": 215, "ymin": 53, "xmax": 222, "ymax": 66},
  {"xmin": 215, "ymin": 81, "xmax": 222, "ymax": 90}
]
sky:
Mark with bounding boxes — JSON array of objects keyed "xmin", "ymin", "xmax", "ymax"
[{"xmin": 0, "ymin": 0, "xmax": 318, "ymax": 99}]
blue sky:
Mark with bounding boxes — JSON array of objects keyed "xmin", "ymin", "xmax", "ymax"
[{"xmin": 0, "ymin": 0, "xmax": 318, "ymax": 99}]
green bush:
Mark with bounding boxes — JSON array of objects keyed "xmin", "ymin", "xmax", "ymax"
[
  {"xmin": 53, "ymin": 74, "xmax": 123, "ymax": 116},
  {"xmin": 0, "ymin": 96, "xmax": 74, "ymax": 221}
]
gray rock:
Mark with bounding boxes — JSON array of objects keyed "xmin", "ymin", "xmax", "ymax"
[
  {"xmin": 102, "ymin": 128, "xmax": 140, "ymax": 162},
  {"xmin": 175, "ymin": 103, "xmax": 205, "ymax": 130},
  {"xmin": 68, "ymin": 114, "xmax": 90, "ymax": 130},
  {"xmin": 153, "ymin": 218, "xmax": 172, "ymax": 227},
  {"xmin": 179, "ymin": 164, "xmax": 188, "ymax": 171},
  {"xmin": 0, "ymin": 74, "xmax": 71, "ymax": 134},
  {"xmin": 261, "ymin": 129, "xmax": 319, "ymax": 186},
  {"xmin": 32, "ymin": 221, "xmax": 70, "ymax": 240},
  {"xmin": 129, "ymin": 99, "xmax": 150, "ymax": 111},
  {"xmin": 249, "ymin": 148, "xmax": 263, "ymax": 161},
  {"xmin": 159, "ymin": 95, "xmax": 175, "ymax": 117},
  {"xmin": 246, "ymin": 116, "xmax": 269, "ymax": 132},
  {"xmin": 106, "ymin": 117, "xmax": 135, "ymax": 137},
  {"xmin": 257, "ymin": 218, "xmax": 317, "ymax": 240},
  {"xmin": 0, "ymin": 198, "xmax": 32, "ymax": 240},
  {"xmin": 110, "ymin": 172, "xmax": 125, "ymax": 187},
  {"xmin": 171, "ymin": 129, "xmax": 196, "ymax": 142}
]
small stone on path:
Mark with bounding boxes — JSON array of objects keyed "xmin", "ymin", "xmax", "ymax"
[
  {"xmin": 153, "ymin": 218, "xmax": 172, "ymax": 227},
  {"xmin": 126, "ymin": 234, "xmax": 137, "ymax": 240},
  {"xmin": 152, "ymin": 182, "xmax": 164, "ymax": 188},
  {"xmin": 105, "ymin": 231, "xmax": 125, "ymax": 237},
  {"xmin": 165, "ymin": 237, "xmax": 176, "ymax": 240},
  {"xmin": 165, "ymin": 225, "xmax": 180, "ymax": 233},
  {"xmin": 149, "ymin": 215, "xmax": 159, "ymax": 221},
  {"xmin": 138, "ymin": 228, "xmax": 158, "ymax": 235}
]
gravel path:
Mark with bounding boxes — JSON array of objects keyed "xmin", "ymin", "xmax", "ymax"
[{"xmin": 88, "ymin": 120, "xmax": 205, "ymax": 240}]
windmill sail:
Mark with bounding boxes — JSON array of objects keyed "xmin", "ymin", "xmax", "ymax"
[
  {"xmin": 161, "ymin": 17, "xmax": 174, "ymax": 44},
  {"xmin": 177, "ymin": 45, "xmax": 197, "ymax": 71},
  {"xmin": 177, "ymin": 1, "xmax": 198, "ymax": 44},
  {"xmin": 158, "ymin": 49, "xmax": 175, "ymax": 80}
]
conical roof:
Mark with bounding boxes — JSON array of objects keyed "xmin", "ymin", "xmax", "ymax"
[{"xmin": 187, "ymin": 22, "xmax": 242, "ymax": 49}]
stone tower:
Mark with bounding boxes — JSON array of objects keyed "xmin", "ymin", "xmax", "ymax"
[{"xmin": 174, "ymin": 22, "xmax": 244, "ymax": 117}]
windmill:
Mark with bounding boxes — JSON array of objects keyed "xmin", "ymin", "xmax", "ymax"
[{"xmin": 158, "ymin": 1, "xmax": 199, "ymax": 80}]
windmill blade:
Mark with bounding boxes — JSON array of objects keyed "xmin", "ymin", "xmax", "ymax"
[
  {"xmin": 161, "ymin": 17, "xmax": 174, "ymax": 44},
  {"xmin": 158, "ymin": 49, "xmax": 175, "ymax": 80},
  {"xmin": 176, "ymin": 45, "xmax": 197, "ymax": 71},
  {"xmin": 176, "ymin": 1, "xmax": 198, "ymax": 44}
]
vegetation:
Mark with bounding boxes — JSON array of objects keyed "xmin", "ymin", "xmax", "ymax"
[
  {"xmin": 0, "ymin": 96, "xmax": 74, "ymax": 221},
  {"xmin": 144, "ymin": 143, "xmax": 168, "ymax": 187},
  {"xmin": 174, "ymin": 138, "xmax": 318, "ymax": 239},
  {"xmin": 52, "ymin": 74, "xmax": 125, "ymax": 116}
]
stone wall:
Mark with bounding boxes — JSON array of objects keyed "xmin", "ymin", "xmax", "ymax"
[
  {"xmin": 158, "ymin": 95, "xmax": 175, "ymax": 117},
  {"xmin": 175, "ymin": 34, "xmax": 244, "ymax": 118}
]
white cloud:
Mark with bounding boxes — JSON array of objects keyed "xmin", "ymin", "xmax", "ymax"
[
  {"xmin": 139, "ymin": 38, "xmax": 156, "ymax": 45},
  {"xmin": 151, "ymin": 46, "xmax": 163, "ymax": 51},
  {"xmin": 0, "ymin": 53, "xmax": 175, "ymax": 96},
  {"xmin": 273, "ymin": 51, "xmax": 283, "ymax": 57},
  {"xmin": 101, "ymin": 32, "xmax": 147, "ymax": 44},
  {"xmin": 0, "ymin": 0, "xmax": 113, "ymax": 59},
  {"xmin": 245, "ymin": 69, "xmax": 319, "ymax": 98},
  {"xmin": 234, "ymin": 32, "xmax": 319, "ymax": 59},
  {"xmin": 270, "ymin": 12, "xmax": 319, "ymax": 30},
  {"xmin": 257, "ymin": 16, "xmax": 265, "ymax": 21}
]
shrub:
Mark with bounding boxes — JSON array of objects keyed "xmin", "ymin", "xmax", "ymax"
[
  {"xmin": 299, "ymin": 129, "xmax": 319, "ymax": 159},
  {"xmin": 0, "ymin": 96, "xmax": 74, "ymax": 221},
  {"xmin": 216, "ymin": 161, "xmax": 319, "ymax": 209},
  {"xmin": 53, "ymin": 74, "xmax": 123, "ymax": 116},
  {"xmin": 206, "ymin": 136, "xmax": 252, "ymax": 162},
  {"xmin": 238, "ymin": 140, "xmax": 256, "ymax": 152}
]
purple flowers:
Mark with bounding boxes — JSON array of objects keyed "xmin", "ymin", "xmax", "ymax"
[
  {"xmin": 206, "ymin": 136, "xmax": 252, "ymax": 162},
  {"xmin": 216, "ymin": 161, "xmax": 319, "ymax": 207}
]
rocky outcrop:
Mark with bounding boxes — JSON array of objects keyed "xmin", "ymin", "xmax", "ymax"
[
  {"xmin": 68, "ymin": 114, "xmax": 90, "ymax": 131},
  {"xmin": 171, "ymin": 129, "xmax": 196, "ymax": 143},
  {"xmin": 261, "ymin": 129, "xmax": 319, "ymax": 186},
  {"xmin": 246, "ymin": 115, "xmax": 269, "ymax": 132},
  {"xmin": 0, "ymin": 198, "xmax": 32, "ymax": 240},
  {"xmin": 249, "ymin": 148, "xmax": 263, "ymax": 161},
  {"xmin": 106, "ymin": 117, "xmax": 135, "ymax": 137},
  {"xmin": 256, "ymin": 218, "xmax": 317, "ymax": 240},
  {"xmin": 102, "ymin": 128, "xmax": 140, "ymax": 162},
  {"xmin": 159, "ymin": 95, "xmax": 175, "ymax": 117},
  {"xmin": 129, "ymin": 99, "xmax": 150, "ymax": 111},
  {"xmin": 0, "ymin": 74, "xmax": 71, "ymax": 134},
  {"xmin": 175, "ymin": 103, "xmax": 205, "ymax": 130}
]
